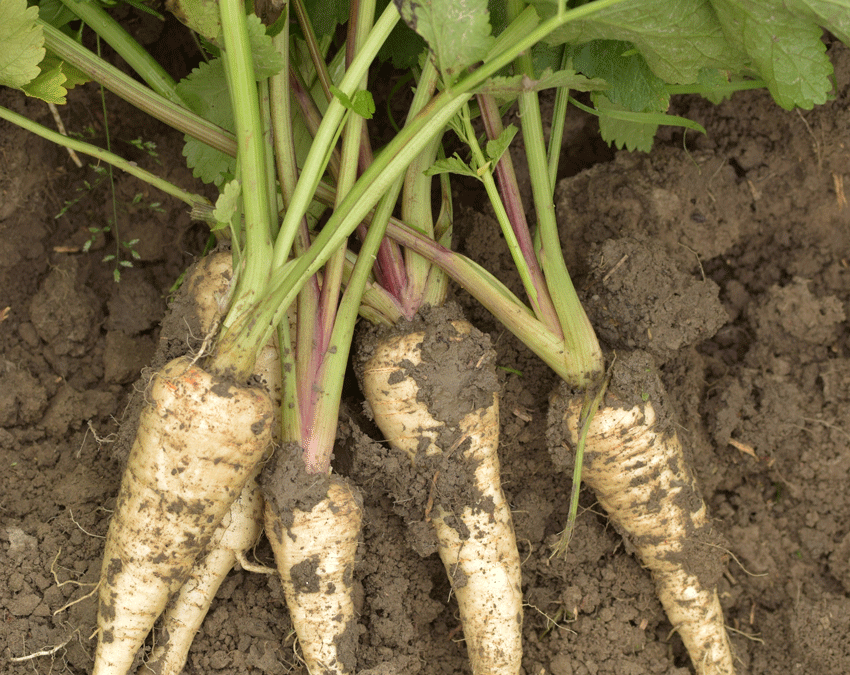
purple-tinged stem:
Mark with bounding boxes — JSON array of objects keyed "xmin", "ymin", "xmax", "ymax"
[{"xmin": 477, "ymin": 93, "xmax": 561, "ymax": 335}]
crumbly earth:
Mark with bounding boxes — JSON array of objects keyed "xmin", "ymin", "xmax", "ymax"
[{"xmin": 2, "ymin": 22, "xmax": 850, "ymax": 675}]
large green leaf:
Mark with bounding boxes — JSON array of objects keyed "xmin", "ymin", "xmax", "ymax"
[
  {"xmin": 790, "ymin": 0, "xmax": 850, "ymax": 44},
  {"xmin": 568, "ymin": 40, "xmax": 669, "ymax": 112},
  {"xmin": 177, "ymin": 59, "xmax": 236, "ymax": 186},
  {"xmin": 527, "ymin": 0, "xmax": 745, "ymax": 84},
  {"xmin": 0, "ymin": 0, "xmax": 44, "ymax": 89},
  {"xmin": 710, "ymin": 0, "xmax": 833, "ymax": 109},
  {"xmin": 394, "ymin": 0, "xmax": 495, "ymax": 85}
]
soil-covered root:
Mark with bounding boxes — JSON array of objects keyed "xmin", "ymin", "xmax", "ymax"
[
  {"xmin": 93, "ymin": 356, "xmax": 274, "ymax": 675},
  {"xmin": 548, "ymin": 351, "xmax": 735, "ymax": 675},
  {"xmin": 132, "ymin": 252, "xmax": 282, "ymax": 675},
  {"xmin": 137, "ymin": 473, "xmax": 265, "ymax": 675},
  {"xmin": 357, "ymin": 311, "xmax": 523, "ymax": 675},
  {"xmin": 262, "ymin": 458, "xmax": 363, "ymax": 675}
]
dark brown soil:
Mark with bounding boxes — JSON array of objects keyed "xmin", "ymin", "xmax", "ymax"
[{"xmin": 3, "ymin": 29, "xmax": 850, "ymax": 675}]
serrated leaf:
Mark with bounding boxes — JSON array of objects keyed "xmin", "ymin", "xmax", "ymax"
[
  {"xmin": 424, "ymin": 154, "xmax": 480, "ymax": 180},
  {"xmin": 593, "ymin": 93, "xmax": 658, "ymax": 152},
  {"xmin": 21, "ymin": 54, "xmax": 67, "ymax": 103},
  {"xmin": 55, "ymin": 55, "xmax": 89, "ymax": 90},
  {"xmin": 0, "ymin": 0, "xmax": 44, "ymax": 89},
  {"xmin": 394, "ymin": 0, "xmax": 495, "ymax": 85},
  {"xmin": 480, "ymin": 68, "xmax": 607, "ymax": 101},
  {"xmin": 330, "ymin": 84, "xmax": 375, "ymax": 119},
  {"xmin": 568, "ymin": 41, "xmax": 669, "ymax": 112},
  {"xmin": 350, "ymin": 90, "xmax": 375, "ymax": 119},
  {"xmin": 20, "ymin": 53, "xmax": 90, "ymax": 104},
  {"xmin": 213, "ymin": 179, "xmax": 242, "ymax": 223},
  {"xmin": 166, "ymin": 0, "xmax": 221, "ymax": 42},
  {"xmin": 304, "ymin": 0, "xmax": 350, "ymax": 40},
  {"xmin": 576, "ymin": 93, "xmax": 706, "ymax": 153},
  {"xmin": 709, "ymin": 0, "xmax": 832, "ymax": 109},
  {"xmin": 528, "ymin": 0, "xmax": 745, "ymax": 84},
  {"xmin": 531, "ymin": 41, "xmax": 564, "ymax": 75},
  {"xmin": 790, "ymin": 0, "xmax": 850, "ymax": 45},
  {"xmin": 485, "ymin": 124, "xmax": 517, "ymax": 166},
  {"xmin": 176, "ymin": 59, "xmax": 235, "ymax": 186},
  {"xmin": 164, "ymin": 5, "xmax": 283, "ymax": 79},
  {"xmin": 245, "ymin": 13, "xmax": 285, "ymax": 79}
]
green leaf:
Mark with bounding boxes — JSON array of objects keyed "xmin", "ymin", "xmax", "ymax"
[
  {"xmin": 485, "ymin": 124, "xmax": 517, "ymax": 167},
  {"xmin": 37, "ymin": 0, "xmax": 79, "ymax": 29},
  {"xmin": 244, "ymin": 13, "xmax": 285, "ymax": 80},
  {"xmin": 329, "ymin": 84, "xmax": 376, "ymax": 119},
  {"xmin": 164, "ymin": 6, "xmax": 283, "ymax": 79},
  {"xmin": 350, "ymin": 90, "xmax": 376, "ymax": 119},
  {"xmin": 394, "ymin": 0, "xmax": 495, "ymax": 85},
  {"xmin": 531, "ymin": 41, "xmax": 564, "ymax": 75},
  {"xmin": 709, "ymin": 0, "xmax": 832, "ymax": 109},
  {"xmin": 20, "ymin": 52, "xmax": 90, "ymax": 104},
  {"xmin": 176, "ymin": 59, "xmax": 236, "ymax": 186},
  {"xmin": 568, "ymin": 41, "xmax": 669, "ymax": 112},
  {"xmin": 593, "ymin": 93, "xmax": 659, "ymax": 152},
  {"xmin": 377, "ymin": 7, "xmax": 428, "ymax": 68},
  {"xmin": 21, "ymin": 53, "xmax": 67, "ymax": 103},
  {"xmin": 570, "ymin": 93, "xmax": 706, "ymax": 153},
  {"xmin": 0, "ymin": 0, "xmax": 44, "ymax": 89},
  {"xmin": 790, "ymin": 0, "xmax": 850, "ymax": 45},
  {"xmin": 528, "ymin": 0, "xmax": 745, "ymax": 84},
  {"xmin": 213, "ymin": 179, "xmax": 242, "ymax": 225},
  {"xmin": 303, "ymin": 0, "xmax": 351, "ymax": 41},
  {"xmin": 424, "ymin": 154, "xmax": 480, "ymax": 180},
  {"xmin": 166, "ymin": 0, "xmax": 221, "ymax": 42},
  {"xmin": 696, "ymin": 67, "xmax": 736, "ymax": 104}
]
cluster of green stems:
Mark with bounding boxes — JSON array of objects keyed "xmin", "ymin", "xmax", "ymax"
[{"xmin": 3, "ymin": 0, "xmax": 623, "ymax": 493}]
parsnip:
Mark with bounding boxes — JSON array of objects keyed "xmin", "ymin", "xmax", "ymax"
[
  {"xmin": 135, "ymin": 252, "xmax": 282, "ymax": 675},
  {"xmin": 358, "ymin": 316, "xmax": 523, "ymax": 675},
  {"xmin": 137, "ymin": 472, "xmax": 265, "ymax": 675},
  {"xmin": 263, "ymin": 466, "xmax": 363, "ymax": 675},
  {"xmin": 549, "ymin": 353, "xmax": 734, "ymax": 675},
  {"xmin": 92, "ymin": 356, "xmax": 273, "ymax": 675}
]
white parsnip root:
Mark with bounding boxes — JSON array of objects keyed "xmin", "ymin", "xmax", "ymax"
[
  {"xmin": 93, "ymin": 356, "xmax": 273, "ymax": 675},
  {"xmin": 138, "ymin": 473, "xmax": 265, "ymax": 675},
  {"xmin": 359, "ymin": 317, "xmax": 523, "ymax": 675},
  {"xmin": 549, "ymin": 354, "xmax": 735, "ymax": 675},
  {"xmin": 133, "ymin": 251, "xmax": 282, "ymax": 675},
  {"xmin": 263, "ymin": 474, "xmax": 363, "ymax": 675}
]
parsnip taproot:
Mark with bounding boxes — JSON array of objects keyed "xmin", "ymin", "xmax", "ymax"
[
  {"xmin": 137, "ymin": 472, "xmax": 265, "ymax": 675},
  {"xmin": 93, "ymin": 356, "xmax": 273, "ymax": 675},
  {"xmin": 134, "ymin": 252, "xmax": 282, "ymax": 675},
  {"xmin": 262, "ymin": 463, "xmax": 363, "ymax": 675},
  {"xmin": 358, "ymin": 315, "xmax": 522, "ymax": 675},
  {"xmin": 548, "ymin": 353, "xmax": 734, "ymax": 675}
]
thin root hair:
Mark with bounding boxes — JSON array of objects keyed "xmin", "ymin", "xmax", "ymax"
[
  {"xmin": 54, "ymin": 581, "xmax": 100, "ymax": 617},
  {"xmin": 50, "ymin": 549, "xmax": 98, "ymax": 588},
  {"xmin": 524, "ymin": 602, "xmax": 577, "ymax": 636},
  {"xmin": 68, "ymin": 508, "xmax": 106, "ymax": 539},
  {"xmin": 725, "ymin": 624, "xmax": 764, "ymax": 644},
  {"xmin": 699, "ymin": 539, "xmax": 769, "ymax": 578}
]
